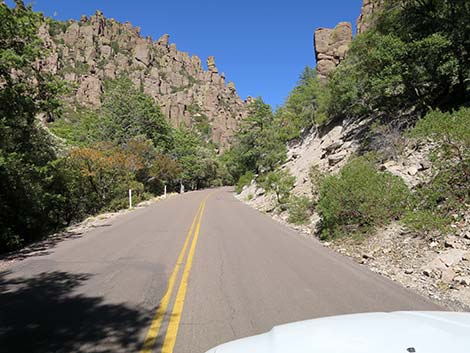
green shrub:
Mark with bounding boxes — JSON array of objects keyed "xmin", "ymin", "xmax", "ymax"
[
  {"xmin": 287, "ymin": 196, "xmax": 312, "ymax": 225},
  {"xmin": 110, "ymin": 41, "xmax": 120, "ymax": 54},
  {"xmin": 316, "ymin": 156, "xmax": 411, "ymax": 239},
  {"xmin": 48, "ymin": 19, "xmax": 68, "ymax": 36},
  {"xmin": 403, "ymin": 108, "xmax": 470, "ymax": 232},
  {"xmin": 235, "ymin": 171, "xmax": 254, "ymax": 194},
  {"xmin": 260, "ymin": 170, "xmax": 295, "ymax": 204},
  {"xmin": 74, "ymin": 62, "xmax": 90, "ymax": 75},
  {"xmin": 402, "ymin": 210, "xmax": 449, "ymax": 233},
  {"xmin": 308, "ymin": 164, "xmax": 326, "ymax": 197},
  {"xmin": 409, "ymin": 108, "xmax": 469, "ymax": 192}
]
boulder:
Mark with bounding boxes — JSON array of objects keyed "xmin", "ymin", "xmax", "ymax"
[
  {"xmin": 227, "ymin": 81, "xmax": 236, "ymax": 93},
  {"xmin": 422, "ymin": 257, "xmax": 447, "ymax": 277},
  {"xmin": 158, "ymin": 34, "xmax": 169, "ymax": 46},
  {"xmin": 439, "ymin": 249, "xmax": 465, "ymax": 267},
  {"xmin": 207, "ymin": 56, "xmax": 218, "ymax": 73},
  {"xmin": 134, "ymin": 40, "xmax": 150, "ymax": 66},
  {"xmin": 76, "ymin": 76, "xmax": 102, "ymax": 107},
  {"xmin": 100, "ymin": 45, "xmax": 112, "ymax": 58},
  {"xmin": 64, "ymin": 22, "xmax": 80, "ymax": 44},
  {"xmin": 314, "ymin": 22, "xmax": 352, "ymax": 79},
  {"xmin": 463, "ymin": 252, "xmax": 470, "ymax": 261},
  {"xmin": 328, "ymin": 150, "xmax": 348, "ymax": 166},
  {"xmin": 441, "ymin": 268, "xmax": 456, "ymax": 284},
  {"xmin": 323, "ymin": 139, "xmax": 344, "ymax": 153}
]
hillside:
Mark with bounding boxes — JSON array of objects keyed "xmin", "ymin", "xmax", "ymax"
[
  {"xmin": 0, "ymin": 3, "xmax": 248, "ymax": 253},
  {"xmin": 233, "ymin": 0, "xmax": 470, "ymax": 310},
  {"xmin": 39, "ymin": 11, "xmax": 248, "ymax": 147}
]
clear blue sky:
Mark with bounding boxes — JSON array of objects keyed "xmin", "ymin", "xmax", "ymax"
[{"xmin": 10, "ymin": 0, "xmax": 362, "ymax": 109}]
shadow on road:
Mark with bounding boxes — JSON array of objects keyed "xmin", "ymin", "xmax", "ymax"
[
  {"xmin": 0, "ymin": 231, "xmax": 85, "ymax": 263},
  {"xmin": 0, "ymin": 270, "xmax": 152, "ymax": 353}
]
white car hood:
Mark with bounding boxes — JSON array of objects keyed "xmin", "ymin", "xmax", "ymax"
[{"xmin": 205, "ymin": 312, "xmax": 470, "ymax": 353}]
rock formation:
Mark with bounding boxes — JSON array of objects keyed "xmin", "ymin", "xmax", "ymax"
[
  {"xmin": 314, "ymin": 22, "xmax": 352, "ymax": 80},
  {"xmin": 357, "ymin": 0, "xmax": 383, "ymax": 34},
  {"xmin": 39, "ymin": 11, "xmax": 248, "ymax": 148}
]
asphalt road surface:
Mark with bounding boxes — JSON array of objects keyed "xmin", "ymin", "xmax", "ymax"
[{"xmin": 0, "ymin": 188, "xmax": 442, "ymax": 353}]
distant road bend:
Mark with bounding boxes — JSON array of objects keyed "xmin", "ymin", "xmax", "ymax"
[{"xmin": 0, "ymin": 188, "xmax": 441, "ymax": 353}]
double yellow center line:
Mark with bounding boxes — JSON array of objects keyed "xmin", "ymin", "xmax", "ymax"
[{"xmin": 141, "ymin": 194, "xmax": 211, "ymax": 353}]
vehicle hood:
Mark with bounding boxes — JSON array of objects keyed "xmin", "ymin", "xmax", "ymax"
[{"xmin": 205, "ymin": 312, "xmax": 470, "ymax": 353}]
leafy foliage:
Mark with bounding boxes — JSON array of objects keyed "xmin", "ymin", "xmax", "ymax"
[
  {"xmin": 275, "ymin": 67, "xmax": 328, "ymax": 138},
  {"xmin": 403, "ymin": 108, "xmax": 470, "ymax": 232},
  {"xmin": 327, "ymin": 0, "xmax": 470, "ymax": 123},
  {"xmin": 224, "ymin": 68, "xmax": 327, "ymax": 186},
  {"xmin": 100, "ymin": 77, "xmax": 173, "ymax": 152},
  {"xmin": 223, "ymin": 98, "xmax": 287, "ymax": 183},
  {"xmin": 0, "ymin": 3, "xmax": 223, "ymax": 252},
  {"xmin": 260, "ymin": 170, "xmax": 296, "ymax": 205},
  {"xmin": 235, "ymin": 171, "xmax": 254, "ymax": 194},
  {"xmin": 172, "ymin": 127, "xmax": 222, "ymax": 189},
  {"xmin": 0, "ymin": 2, "xmax": 68, "ymax": 252},
  {"xmin": 316, "ymin": 157, "xmax": 411, "ymax": 239},
  {"xmin": 287, "ymin": 196, "xmax": 312, "ymax": 225}
]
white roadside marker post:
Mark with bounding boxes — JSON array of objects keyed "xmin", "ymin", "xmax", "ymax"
[
  {"xmin": 129, "ymin": 189, "xmax": 132, "ymax": 209},
  {"xmin": 164, "ymin": 184, "xmax": 167, "ymax": 198}
]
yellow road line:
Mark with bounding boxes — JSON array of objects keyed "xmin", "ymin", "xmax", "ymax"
[
  {"xmin": 140, "ymin": 201, "xmax": 203, "ymax": 353},
  {"xmin": 161, "ymin": 196, "xmax": 208, "ymax": 353}
]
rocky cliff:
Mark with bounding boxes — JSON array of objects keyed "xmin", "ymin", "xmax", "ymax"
[
  {"xmin": 39, "ymin": 11, "xmax": 248, "ymax": 147},
  {"xmin": 314, "ymin": 0, "xmax": 383, "ymax": 79},
  {"xmin": 314, "ymin": 22, "xmax": 352, "ymax": 80},
  {"xmin": 357, "ymin": 0, "xmax": 383, "ymax": 34}
]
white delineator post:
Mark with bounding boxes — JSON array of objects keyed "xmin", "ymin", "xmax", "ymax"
[
  {"xmin": 164, "ymin": 184, "xmax": 167, "ymax": 198},
  {"xmin": 129, "ymin": 189, "xmax": 132, "ymax": 208}
]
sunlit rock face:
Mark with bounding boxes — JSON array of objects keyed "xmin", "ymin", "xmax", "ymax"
[
  {"xmin": 39, "ymin": 11, "xmax": 249, "ymax": 148},
  {"xmin": 357, "ymin": 0, "xmax": 384, "ymax": 35},
  {"xmin": 314, "ymin": 22, "xmax": 352, "ymax": 80}
]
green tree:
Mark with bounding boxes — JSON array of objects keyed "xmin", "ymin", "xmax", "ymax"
[
  {"xmin": 260, "ymin": 170, "xmax": 296, "ymax": 204},
  {"xmin": 276, "ymin": 67, "xmax": 328, "ymax": 137},
  {"xmin": 172, "ymin": 127, "xmax": 219, "ymax": 189},
  {"xmin": 227, "ymin": 99, "xmax": 287, "ymax": 180},
  {"xmin": 99, "ymin": 77, "xmax": 173, "ymax": 152},
  {"xmin": 0, "ymin": 1, "xmax": 65, "ymax": 251},
  {"xmin": 328, "ymin": 0, "xmax": 470, "ymax": 123}
]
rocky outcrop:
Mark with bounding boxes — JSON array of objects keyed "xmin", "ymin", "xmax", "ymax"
[
  {"xmin": 357, "ymin": 0, "xmax": 383, "ymax": 34},
  {"xmin": 327, "ymin": 215, "xmax": 470, "ymax": 311},
  {"xmin": 314, "ymin": 22, "xmax": 352, "ymax": 80},
  {"xmin": 39, "ymin": 11, "xmax": 248, "ymax": 148},
  {"xmin": 313, "ymin": 0, "xmax": 384, "ymax": 80}
]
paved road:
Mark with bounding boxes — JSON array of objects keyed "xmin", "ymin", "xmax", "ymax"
[{"xmin": 0, "ymin": 188, "xmax": 441, "ymax": 353}]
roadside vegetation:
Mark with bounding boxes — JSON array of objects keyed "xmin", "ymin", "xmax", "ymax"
[
  {"xmin": 315, "ymin": 156, "xmax": 411, "ymax": 239},
  {"xmin": 231, "ymin": 0, "xmax": 469, "ymax": 240},
  {"xmin": 0, "ymin": 2, "xmax": 228, "ymax": 252},
  {"xmin": 1, "ymin": 0, "xmax": 469, "ymax": 252}
]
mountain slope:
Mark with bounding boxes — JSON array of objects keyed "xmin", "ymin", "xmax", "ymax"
[{"xmin": 38, "ymin": 11, "xmax": 248, "ymax": 147}]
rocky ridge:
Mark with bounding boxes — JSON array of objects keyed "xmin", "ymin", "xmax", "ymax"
[{"xmin": 39, "ymin": 11, "xmax": 249, "ymax": 147}]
